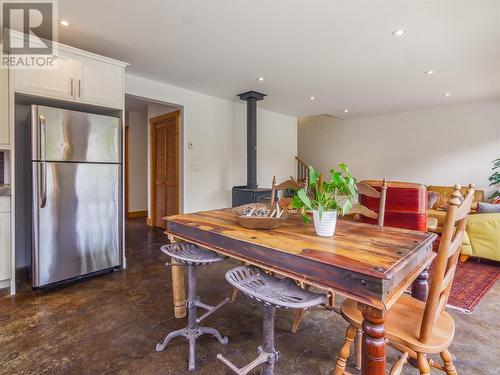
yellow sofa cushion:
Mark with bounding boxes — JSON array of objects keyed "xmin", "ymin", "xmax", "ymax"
[
  {"xmin": 427, "ymin": 185, "xmax": 484, "ymax": 211},
  {"xmin": 460, "ymin": 230, "xmax": 473, "ymax": 256},
  {"xmin": 428, "ymin": 209, "xmax": 447, "ymax": 227},
  {"xmin": 465, "ymin": 213, "xmax": 500, "ymax": 261}
]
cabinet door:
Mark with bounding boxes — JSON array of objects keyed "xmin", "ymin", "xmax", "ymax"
[
  {"xmin": 13, "ymin": 54, "xmax": 76, "ymax": 101},
  {"xmin": 77, "ymin": 57, "xmax": 123, "ymax": 109},
  {"xmin": 0, "ymin": 68, "xmax": 9, "ymax": 146},
  {"xmin": 0, "ymin": 199, "xmax": 11, "ymax": 282}
]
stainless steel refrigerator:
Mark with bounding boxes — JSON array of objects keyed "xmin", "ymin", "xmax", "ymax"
[{"xmin": 31, "ymin": 105, "xmax": 122, "ymax": 287}]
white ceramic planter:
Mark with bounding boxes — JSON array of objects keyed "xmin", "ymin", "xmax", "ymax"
[{"xmin": 312, "ymin": 210, "xmax": 337, "ymax": 237}]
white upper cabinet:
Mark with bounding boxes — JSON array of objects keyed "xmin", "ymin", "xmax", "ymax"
[
  {"xmin": 14, "ymin": 53, "xmax": 76, "ymax": 101},
  {"xmin": 77, "ymin": 56, "xmax": 124, "ymax": 109},
  {"xmin": 13, "ymin": 43, "xmax": 127, "ymax": 109},
  {"xmin": 0, "ymin": 68, "xmax": 9, "ymax": 146}
]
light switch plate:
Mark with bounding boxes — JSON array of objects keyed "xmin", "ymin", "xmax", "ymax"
[{"xmin": 187, "ymin": 142, "xmax": 193, "ymax": 150}]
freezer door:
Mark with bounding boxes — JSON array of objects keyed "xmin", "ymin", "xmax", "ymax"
[
  {"xmin": 32, "ymin": 162, "xmax": 121, "ymax": 287},
  {"xmin": 32, "ymin": 105, "xmax": 120, "ymax": 163}
]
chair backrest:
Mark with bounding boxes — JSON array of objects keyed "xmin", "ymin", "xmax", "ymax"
[
  {"xmin": 352, "ymin": 179, "xmax": 388, "ymax": 226},
  {"xmin": 270, "ymin": 176, "xmax": 303, "ymax": 208},
  {"xmin": 359, "ymin": 180, "xmax": 428, "ymax": 231},
  {"xmin": 419, "ymin": 184, "xmax": 475, "ymax": 343}
]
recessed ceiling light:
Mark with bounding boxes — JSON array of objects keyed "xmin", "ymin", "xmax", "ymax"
[
  {"xmin": 344, "ymin": 109, "xmax": 349, "ymax": 113},
  {"xmin": 443, "ymin": 92, "xmax": 452, "ymax": 97},
  {"xmin": 425, "ymin": 70, "xmax": 435, "ymax": 75},
  {"xmin": 392, "ymin": 29, "xmax": 406, "ymax": 37},
  {"xmin": 60, "ymin": 20, "xmax": 70, "ymax": 26},
  {"xmin": 257, "ymin": 76, "xmax": 265, "ymax": 82},
  {"xmin": 309, "ymin": 96, "xmax": 315, "ymax": 101}
]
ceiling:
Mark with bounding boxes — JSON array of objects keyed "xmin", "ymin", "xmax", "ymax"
[{"xmin": 58, "ymin": 0, "xmax": 500, "ymax": 118}]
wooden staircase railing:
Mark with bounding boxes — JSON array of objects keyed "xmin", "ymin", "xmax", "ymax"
[{"xmin": 295, "ymin": 156, "xmax": 309, "ymax": 183}]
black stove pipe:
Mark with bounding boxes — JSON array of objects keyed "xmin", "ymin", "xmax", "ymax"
[{"xmin": 237, "ymin": 91, "xmax": 266, "ymax": 189}]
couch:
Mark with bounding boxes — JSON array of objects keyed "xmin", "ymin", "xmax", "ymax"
[
  {"xmin": 460, "ymin": 213, "xmax": 500, "ymax": 262},
  {"xmin": 427, "ymin": 185, "xmax": 499, "ymax": 262},
  {"xmin": 427, "ymin": 185, "xmax": 484, "ymax": 234}
]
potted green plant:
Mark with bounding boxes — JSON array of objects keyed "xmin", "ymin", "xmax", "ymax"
[
  {"xmin": 292, "ymin": 164, "xmax": 358, "ymax": 237},
  {"xmin": 489, "ymin": 158, "xmax": 500, "ymax": 201}
]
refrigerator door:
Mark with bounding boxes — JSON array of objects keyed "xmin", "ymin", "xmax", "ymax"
[
  {"xmin": 32, "ymin": 161, "xmax": 120, "ymax": 287},
  {"xmin": 32, "ymin": 105, "xmax": 120, "ymax": 163}
]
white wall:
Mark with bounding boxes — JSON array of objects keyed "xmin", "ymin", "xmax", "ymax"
[
  {"xmin": 148, "ymin": 102, "xmax": 178, "ymax": 119},
  {"xmin": 126, "ymin": 109, "xmax": 148, "ymax": 212},
  {"xmin": 125, "ymin": 74, "xmax": 298, "ymax": 213},
  {"xmin": 298, "ymin": 99, "xmax": 500, "ymax": 197}
]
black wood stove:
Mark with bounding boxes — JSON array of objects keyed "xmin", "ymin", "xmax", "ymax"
[{"xmin": 232, "ymin": 91, "xmax": 273, "ymax": 207}]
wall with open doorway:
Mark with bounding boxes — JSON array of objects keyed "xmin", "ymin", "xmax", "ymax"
[
  {"xmin": 125, "ymin": 96, "xmax": 182, "ymax": 225},
  {"xmin": 125, "ymin": 74, "xmax": 297, "ymax": 214},
  {"xmin": 125, "ymin": 105, "xmax": 148, "ymax": 215}
]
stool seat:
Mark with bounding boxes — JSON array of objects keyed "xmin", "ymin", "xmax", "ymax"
[
  {"xmin": 219, "ymin": 266, "xmax": 327, "ymax": 374},
  {"xmin": 161, "ymin": 242, "xmax": 226, "ymax": 265},
  {"xmin": 157, "ymin": 242, "xmax": 229, "ymax": 371},
  {"xmin": 225, "ymin": 266, "xmax": 327, "ymax": 309}
]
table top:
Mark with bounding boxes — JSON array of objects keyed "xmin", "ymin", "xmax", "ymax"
[{"xmin": 165, "ymin": 209, "xmax": 437, "ymax": 309}]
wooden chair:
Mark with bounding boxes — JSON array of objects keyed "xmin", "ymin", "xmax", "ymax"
[
  {"xmin": 358, "ymin": 180, "xmax": 428, "ymax": 231},
  {"xmin": 291, "ymin": 180, "xmax": 388, "ymax": 338},
  {"xmin": 350, "ymin": 179, "xmax": 388, "ymax": 226},
  {"xmin": 270, "ymin": 176, "xmax": 302, "ymax": 209},
  {"xmin": 333, "ymin": 184, "xmax": 475, "ymax": 375}
]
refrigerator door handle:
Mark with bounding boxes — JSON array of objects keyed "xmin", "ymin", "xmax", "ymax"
[
  {"xmin": 38, "ymin": 115, "xmax": 47, "ymax": 208},
  {"xmin": 40, "ymin": 161, "xmax": 47, "ymax": 208},
  {"xmin": 40, "ymin": 115, "xmax": 47, "ymax": 161}
]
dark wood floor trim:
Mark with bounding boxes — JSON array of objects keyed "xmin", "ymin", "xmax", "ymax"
[{"xmin": 127, "ymin": 210, "xmax": 148, "ymax": 219}]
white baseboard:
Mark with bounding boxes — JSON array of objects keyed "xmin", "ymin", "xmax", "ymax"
[{"xmin": 0, "ymin": 279, "xmax": 10, "ymax": 290}]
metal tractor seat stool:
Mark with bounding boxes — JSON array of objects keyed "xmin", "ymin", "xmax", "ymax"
[
  {"xmin": 217, "ymin": 266, "xmax": 327, "ymax": 375},
  {"xmin": 156, "ymin": 242, "xmax": 230, "ymax": 372}
]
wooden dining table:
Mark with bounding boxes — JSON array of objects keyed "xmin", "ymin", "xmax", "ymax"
[{"xmin": 164, "ymin": 208, "xmax": 437, "ymax": 375}]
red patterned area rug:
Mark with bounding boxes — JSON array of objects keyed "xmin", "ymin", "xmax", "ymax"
[{"xmin": 439, "ymin": 260, "xmax": 499, "ymax": 314}]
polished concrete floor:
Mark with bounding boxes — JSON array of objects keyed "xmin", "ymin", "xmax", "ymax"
[{"xmin": 1, "ymin": 219, "xmax": 498, "ymax": 374}]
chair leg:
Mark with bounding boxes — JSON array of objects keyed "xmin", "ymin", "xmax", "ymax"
[
  {"xmin": 333, "ymin": 325, "xmax": 356, "ymax": 375},
  {"xmin": 354, "ymin": 328, "xmax": 362, "ymax": 370},
  {"xmin": 231, "ymin": 287, "xmax": 239, "ymax": 302},
  {"xmin": 389, "ymin": 352, "xmax": 408, "ymax": 375},
  {"xmin": 188, "ymin": 336, "xmax": 196, "ymax": 371},
  {"xmin": 291, "ymin": 308, "xmax": 306, "ymax": 334},
  {"xmin": 440, "ymin": 350, "xmax": 458, "ymax": 375},
  {"xmin": 417, "ymin": 352, "xmax": 431, "ymax": 375},
  {"xmin": 262, "ymin": 306, "xmax": 278, "ymax": 375}
]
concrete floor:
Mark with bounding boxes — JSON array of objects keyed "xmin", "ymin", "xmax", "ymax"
[{"xmin": 0, "ymin": 219, "xmax": 498, "ymax": 374}]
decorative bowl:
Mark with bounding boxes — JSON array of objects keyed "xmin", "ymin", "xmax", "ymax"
[{"xmin": 233, "ymin": 203, "xmax": 289, "ymax": 230}]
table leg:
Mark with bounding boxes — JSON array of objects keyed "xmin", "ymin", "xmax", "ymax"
[
  {"xmin": 359, "ymin": 304, "xmax": 386, "ymax": 375},
  {"xmin": 168, "ymin": 235, "xmax": 187, "ymax": 318},
  {"xmin": 411, "ymin": 266, "xmax": 430, "ymax": 302}
]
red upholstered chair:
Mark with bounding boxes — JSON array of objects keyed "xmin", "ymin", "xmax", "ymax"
[{"xmin": 359, "ymin": 180, "xmax": 428, "ymax": 232}]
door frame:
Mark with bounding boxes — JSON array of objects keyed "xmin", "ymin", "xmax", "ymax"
[{"xmin": 149, "ymin": 110, "xmax": 181, "ymax": 228}]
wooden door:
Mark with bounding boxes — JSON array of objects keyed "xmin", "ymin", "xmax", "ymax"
[{"xmin": 151, "ymin": 111, "xmax": 180, "ymax": 229}]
